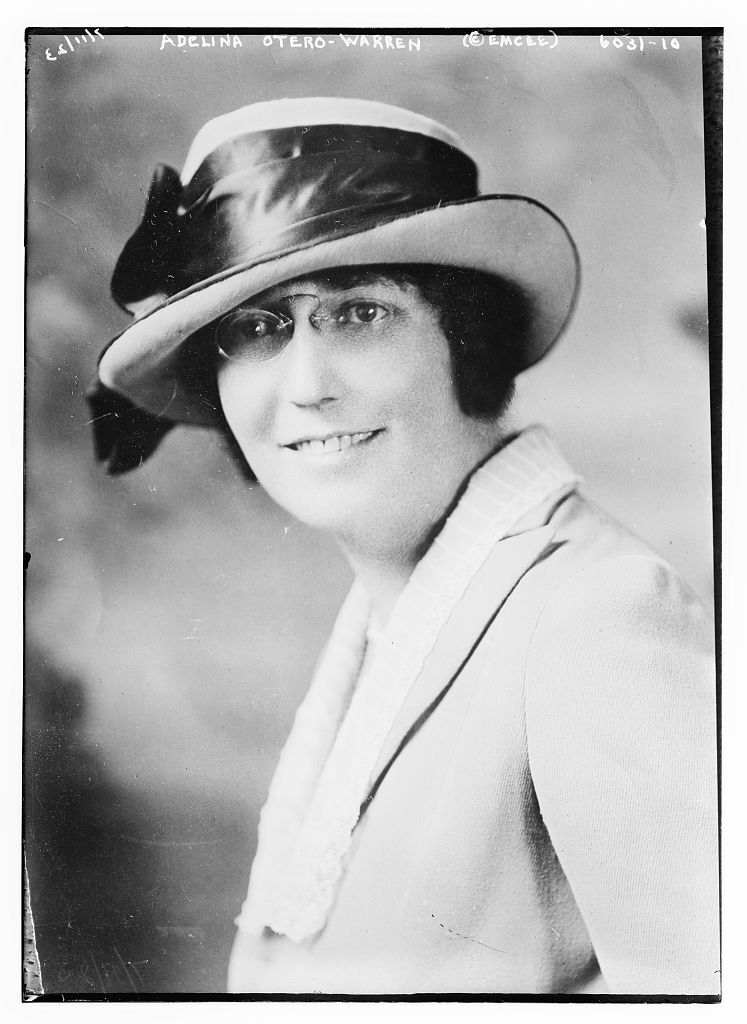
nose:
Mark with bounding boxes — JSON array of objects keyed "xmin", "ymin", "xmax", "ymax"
[{"xmin": 281, "ymin": 305, "xmax": 340, "ymax": 408}]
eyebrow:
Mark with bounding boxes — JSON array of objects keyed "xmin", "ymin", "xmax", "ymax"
[
  {"xmin": 316, "ymin": 269, "xmax": 402, "ymax": 289},
  {"xmin": 255, "ymin": 268, "xmax": 415, "ymax": 306}
]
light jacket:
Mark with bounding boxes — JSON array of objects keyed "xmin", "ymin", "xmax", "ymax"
[{"xmin": 228, "ymin": 428, "xmax": 719, "ymax": 995}]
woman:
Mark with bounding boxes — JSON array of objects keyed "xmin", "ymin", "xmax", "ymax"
[{"xmin": 89, "ymin": 98, "xmax": 718, "ymax": 995}]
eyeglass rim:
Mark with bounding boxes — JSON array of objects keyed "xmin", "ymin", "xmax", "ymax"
[{"xmin": 215, "ymin": 295, "xmax": 391, "ymax": 362}]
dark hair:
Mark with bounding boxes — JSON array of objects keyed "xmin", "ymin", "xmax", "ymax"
[{"xmin": 180, "ymin": 264, "xmax": 533, "ymax": 479}]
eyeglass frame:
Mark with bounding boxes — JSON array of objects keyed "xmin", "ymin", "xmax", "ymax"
[{"xmin": 214, "ymin": 292, "xmax": 395, "ymax": 364}]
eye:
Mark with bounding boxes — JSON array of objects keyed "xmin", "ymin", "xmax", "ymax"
[
  {"xmin": 336, "ymin": 302, "xmax": 388, "ymax": 326},
  {"xmin": 237, "ymin": 310, "xmax": 288, "ymax": 338},
  {"xmin": 216, "ymin": 308, "xmax": 292, "ymax": 362}
]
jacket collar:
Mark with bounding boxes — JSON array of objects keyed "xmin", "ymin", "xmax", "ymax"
[{"xmin": 366, "ymin": 523, "xmax": 559, "ymax": 796}]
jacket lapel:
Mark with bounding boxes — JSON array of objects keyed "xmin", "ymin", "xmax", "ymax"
[{"xmin": 365, "ymin": 524, "xmax": 557, "ymax": 798}]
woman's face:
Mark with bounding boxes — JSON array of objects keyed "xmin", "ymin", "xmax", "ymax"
[{"xmin": 216, "ymin": 270, "xmax": 503, "ymax": 561}]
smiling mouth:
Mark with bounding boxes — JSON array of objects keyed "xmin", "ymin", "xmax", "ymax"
[{"xmin": 286, "ymin": 430, "xmax": 381, "ymax": 454}]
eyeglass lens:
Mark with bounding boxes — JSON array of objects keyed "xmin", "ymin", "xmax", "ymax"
[{"xmin": 216, "ymin": 297, "xmax": 389, "ymax": 363}]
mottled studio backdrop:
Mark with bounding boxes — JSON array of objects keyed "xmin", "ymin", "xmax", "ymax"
[{"xmin": 25, "ymin": 30, "xmax": 713, "ymax": 994}]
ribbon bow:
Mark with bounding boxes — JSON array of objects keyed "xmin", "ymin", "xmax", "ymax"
[
  {"xmin": 89, "ymin": 165, "xmax": 186, "ymax": 473},
  {"xmin": 86, "ymin": 379, "xmax": 176, "ymax": 475},
  {"xmin": 111, "ymin": 163, "xmax": 184, "ymax": 311}
]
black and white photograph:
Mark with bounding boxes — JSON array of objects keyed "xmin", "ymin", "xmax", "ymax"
[{"xmin": 23, "ymin": 26, "xmax": 721, "ymax": 999}]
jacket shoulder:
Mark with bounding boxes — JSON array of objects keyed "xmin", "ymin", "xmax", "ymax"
[
  {"xmin": 521, "ymin": 504, "xmax": 718, "ymax": 994},
  {"xmin": 523, "ymin": 534, "xmax": 715, "ymax": 740}
]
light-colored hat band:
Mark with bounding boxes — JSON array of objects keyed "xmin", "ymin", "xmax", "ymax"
[{"xmin": 111, "ymin": 124, "xmax": 478, "ymax": 314}]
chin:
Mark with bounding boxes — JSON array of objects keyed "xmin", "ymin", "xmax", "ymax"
[{"xmin": 258, "ymin": 479, "xmax": 359, "ymax": 534}]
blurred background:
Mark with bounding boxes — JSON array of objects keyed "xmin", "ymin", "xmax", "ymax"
[{"xmin": 25, "ymin": 30, "xmax": 713, "ymax": 994}]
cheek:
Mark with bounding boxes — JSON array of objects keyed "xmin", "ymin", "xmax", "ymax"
[
  {"xmin": 217, "ymin": 364, "xmax": 275, "ymax": 454},
  {"xmin": 389, "ymin": 335, "xmax": 459, "ymax": 426}
]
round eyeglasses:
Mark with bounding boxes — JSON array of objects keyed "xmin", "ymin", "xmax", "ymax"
[{"xmin": 215, "ymin": 298, "xmax": 390, "ymax": 363}]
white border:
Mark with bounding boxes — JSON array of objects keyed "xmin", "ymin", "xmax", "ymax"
[{"xmin": 8, "ymin": 6, "xmax": 741, "ymax": 1022}]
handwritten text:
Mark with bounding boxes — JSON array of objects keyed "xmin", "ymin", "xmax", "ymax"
[
  {"xmin": 160, "ymin": 34, "xmax": 243, "ymax": 50},
  {"xmin": 462, "ymin": 31, "xmax": 558, "ymax": 48},
  {"xmin": 263, "ymin": 34, "xmax": 421, "ymax": 51},
  {"xmin": 45, "ymin": 28, "xmax": 104, "ymax": 61},
  {"xmin": 599, "ymin": 35, "xmax": 680, "ymax": 52}
]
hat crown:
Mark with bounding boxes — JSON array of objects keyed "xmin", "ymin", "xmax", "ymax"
[
  {"xmin": 181, "ymin": 97, "xmax": 470, "ymax": 183},
  {"xmin": 112, "ymin": 104, "xmax": 479, "ymax": 315}
]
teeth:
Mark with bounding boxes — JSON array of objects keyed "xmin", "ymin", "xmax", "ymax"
[{"xmin": 294, "ymin": 431, "xmax": 376, "ymax": 454}]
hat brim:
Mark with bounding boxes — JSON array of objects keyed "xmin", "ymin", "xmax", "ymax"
[{"xmin": 98, "ymin": 194, "xmax": 580, "ymax": 425}]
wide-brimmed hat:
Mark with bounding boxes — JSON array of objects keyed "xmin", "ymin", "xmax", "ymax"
[{"xmin": 90, "ymin": 97, "xmax": 579, "ymax": 472}]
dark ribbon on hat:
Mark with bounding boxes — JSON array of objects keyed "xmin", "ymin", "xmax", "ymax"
[
  {"xmin": 95, "ymin": 124, "xmax": 478, "ymax": 472},
  {"xmin": 111, "ymin": 124, "xmax": 478, "ymax": 311},
  {"xmin": 86, "ymin": 378, "xmax": 176, "ymax": 474},
  {"xmin": 111, "ymin": 163, "xmax": 184, "ymax": 310}
]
